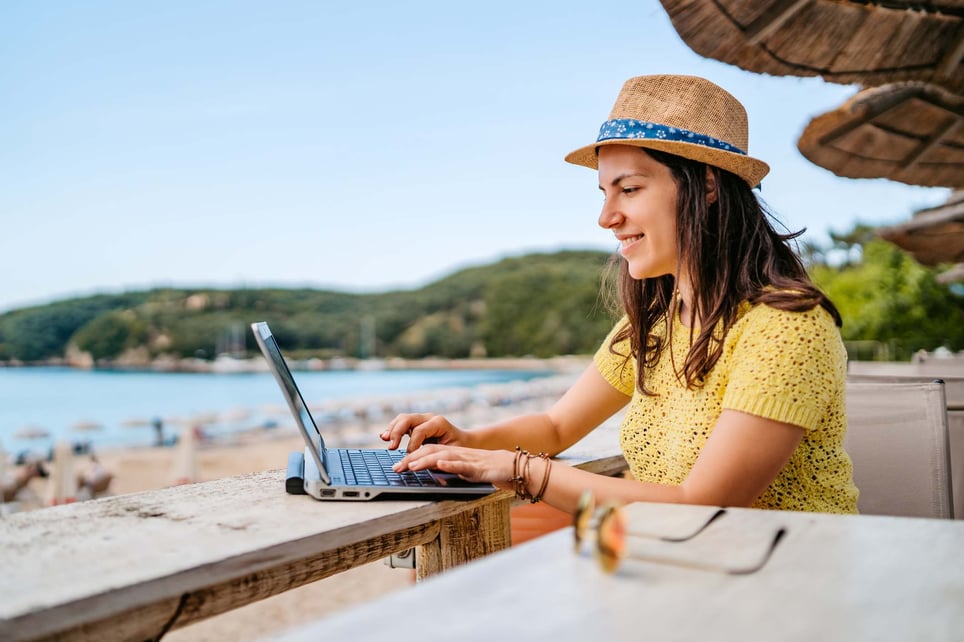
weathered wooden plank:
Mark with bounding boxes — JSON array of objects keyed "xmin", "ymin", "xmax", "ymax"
[
  {"xmin": 416, "ymin": 494, "xmax": 512, "ymax": 580},
  {"xmin": 0, "ymin": 472, "xmax": 485, "ymax": 641},
  {"xmin": 10, "ymin": 521, "xmax": 439, "ymax": 642}
]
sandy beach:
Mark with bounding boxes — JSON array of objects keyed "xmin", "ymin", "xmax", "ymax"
[{"xmin": 2, "ymin": 373, "xmax": 582, "ymax": 641}]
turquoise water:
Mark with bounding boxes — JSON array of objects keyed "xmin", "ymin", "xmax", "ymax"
[{"xmin": 0, "ymin": 367, "xmax": 550, "ymax": 456}]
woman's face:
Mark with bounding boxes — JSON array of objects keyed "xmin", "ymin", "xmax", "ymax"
[{"xmin": 597, "ymin": 145, "xmax": 680, "ymax": 281}]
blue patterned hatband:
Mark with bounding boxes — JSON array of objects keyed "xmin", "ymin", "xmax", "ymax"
[{"xmin": 596, "ymin": 119, "xmax": 746, "ymax": 156}]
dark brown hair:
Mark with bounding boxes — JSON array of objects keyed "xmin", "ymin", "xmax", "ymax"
[{"xmin": 604, "ymin": 148, "xmax": 841, "ymax": 395}]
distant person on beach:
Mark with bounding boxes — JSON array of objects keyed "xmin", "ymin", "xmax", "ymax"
[
  {"xmin": 76, "ymin": 454, "xmax": 113, "ymax": 500},
  {"xmin": 385, "ymin": 75, "xmax": 858, "ymax": 514},
  {"xmin": 2, "ymin": 461, "xmax": 48, "ymax": 503},
  {"xmin": 152, "ymin": 417, "xmax": 164, "ymax": 447}
]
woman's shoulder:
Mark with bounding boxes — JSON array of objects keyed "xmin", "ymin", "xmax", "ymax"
[
  {"xmin": 729, "ymin": 298, "xmax": 843, "ymax": 356},
  {"xmin": 736, "ymin": 296, "xmax": 839, "ymax": 331}
]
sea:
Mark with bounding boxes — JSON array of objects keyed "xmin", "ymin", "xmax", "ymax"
[{"xmin": 0, "ymin": 366, "xmax": 553, "ymax": 459}]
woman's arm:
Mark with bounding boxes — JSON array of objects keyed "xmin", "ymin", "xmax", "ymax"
[
  {"xmin": 397, "ymin": 409, "xmax": 804, "ymax": 513},
  {"xmin": 382, "ymin": 364, "xmax": 630, "ymax": 456}
]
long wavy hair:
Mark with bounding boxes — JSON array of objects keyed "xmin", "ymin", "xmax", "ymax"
[{"xmin": 604, "ymin": 148, "xmax": 841, "ymax": 395}]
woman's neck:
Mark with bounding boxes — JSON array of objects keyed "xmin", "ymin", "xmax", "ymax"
[{"xmin": 675, "ymin": 281, "xmax": 698, "ymax": 328}]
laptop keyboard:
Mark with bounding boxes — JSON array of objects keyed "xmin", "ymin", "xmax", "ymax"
[{"xmin": 341, "ymin": 449, "xmax": 438, "ymax": 487}]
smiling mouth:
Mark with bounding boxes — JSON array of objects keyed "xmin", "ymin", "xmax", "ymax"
[{"xmin": 620, "ymin": 234, "xmax": 644, "ymax": 247}]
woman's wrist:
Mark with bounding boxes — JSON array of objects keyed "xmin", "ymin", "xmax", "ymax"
[
  {"xmin": 457, "ymin": 427, "xmax": 479, "ymax": 449},
  {"xmin": 507, "ymin": 447, "xmax": 553, "ymax": 503}
]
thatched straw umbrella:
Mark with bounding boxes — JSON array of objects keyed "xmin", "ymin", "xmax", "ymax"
[
  {"xmin": 13, "ymin": 425, "xmax": 50, "ymax": 440},
  {"xmin": 877, "ymin": 190, "xmax": 964, "ymax": 264},
  {"xmin": 660, "ymin": 0, "xmax": 964, "ymax": 92},
  {"xmin": 660, "ymin": 1, "xmax": 964, "ymax": 272},
  {"xmin": 797, "ymin": 82, "xmax": 964, "ymax": 187}
]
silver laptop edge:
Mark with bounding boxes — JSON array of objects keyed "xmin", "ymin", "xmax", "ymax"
[{"xmin": 250, "ymin": 321, "xmax": 494, "ymax": 501}]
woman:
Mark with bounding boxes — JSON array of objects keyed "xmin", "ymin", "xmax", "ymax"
[{"xmin": 383, "ymin": 74, "xmax": 858, "ymax": 515}]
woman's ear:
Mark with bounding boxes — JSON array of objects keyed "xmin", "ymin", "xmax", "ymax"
[{"xmin": 705, "ymin": 168, "xmax": 718, "ymax": 205}]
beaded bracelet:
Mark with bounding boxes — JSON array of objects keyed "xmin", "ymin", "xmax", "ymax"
[
  {"xmin": 509, "ymin": 446, "xmax": 528, "ymax": 501},
  {"xmin": 507, "ymin": 447, "xmax": 553, "ymax": 503},
  {"xmin": 531, "ymin": 453, "xmax": 552, "ymax": 504}
]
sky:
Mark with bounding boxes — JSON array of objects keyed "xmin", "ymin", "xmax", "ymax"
[{"xmin": 0, "ymin": 1, "xmax": 951, "ymax": 313}]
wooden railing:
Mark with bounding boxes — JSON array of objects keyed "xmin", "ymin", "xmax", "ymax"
[{"xmin": 0, "ymin": 423, "xmax": 626, "ymax": 641}]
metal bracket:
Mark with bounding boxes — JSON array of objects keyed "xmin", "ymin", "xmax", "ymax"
[{"xmin": 385, "ymin": 548, "xmax": 416, "ymax": 569}]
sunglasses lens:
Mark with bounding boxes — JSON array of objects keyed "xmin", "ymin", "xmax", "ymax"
[
  {"xmin": 596, "ymin": 504, "xmax": 626, "ymax": 574},
  {"xmin": 573, "ymin": 490, "xmax": 595, "ymax": 552}
]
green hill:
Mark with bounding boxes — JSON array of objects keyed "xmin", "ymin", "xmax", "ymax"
[{"xmin": 0, "ymin": 250, "xmax": 617, "ymax": 365}]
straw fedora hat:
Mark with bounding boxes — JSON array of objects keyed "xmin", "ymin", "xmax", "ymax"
[{"xmin": 565, "ymin": 75, "xmax": 769, "ymax": 187}]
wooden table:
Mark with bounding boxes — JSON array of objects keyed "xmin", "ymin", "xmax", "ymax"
[
  {"xmin": 0, "ymin": 423, "xmax": 625, "ymax": 642},
  {"xmin": 271, "ymin": 503, "xmax": 964, "ymax": 642}
]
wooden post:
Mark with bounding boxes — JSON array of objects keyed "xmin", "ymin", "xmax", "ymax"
[{"xmin": 415, "ymin": 493, "xmax": 511, "ymax": 581}]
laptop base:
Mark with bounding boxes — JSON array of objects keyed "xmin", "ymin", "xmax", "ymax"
[{"xmin": 302, "ymin": 447, "xmax": 494, "ymax": 501}]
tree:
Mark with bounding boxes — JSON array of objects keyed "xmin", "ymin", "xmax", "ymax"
[
  {"xmin": 71, "ymin": 311, "xmax": 150, "ymax": 361},
  {"xmin": 811, "ymin": 238, "xmax": 964, "ymax": 360}
]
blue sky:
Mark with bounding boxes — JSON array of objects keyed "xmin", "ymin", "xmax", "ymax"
[{"xmin": 0, "ymin": 1, "xmax": 949, "ymax": 313}]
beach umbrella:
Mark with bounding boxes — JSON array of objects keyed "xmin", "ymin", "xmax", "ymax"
[
  {"xmin": 660, "ymin": 0, "xmax": 964, "ymax": 93},
  {"xmin": 797, "ymin": 82, "xmax": 964, "ymax": 187},
  {"xmin": 189, "ymin": 411, "xmax": 220, "ymax": 425},
  {"xmin": 876, "ymin": 190, "xmax": 964, "ymax": 264},
  {"xmin": 70, "ymin": 420, "xmax": 103, "ymax": 432},
  {"xmin": 219, "ymin": 407, "xmax": 252, "ymax": 423},
  {"xmin": 14, "ymin": 425, "xmax": 50, "ymax": 440},
  {"xmin": 172, "ymin": 424, "xmax": 199, "ymax": 485},
  {"xmin": 48, "ymin": 440, "xmax": 78, "ymax": 505}
]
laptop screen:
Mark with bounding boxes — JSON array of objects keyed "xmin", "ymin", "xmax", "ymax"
[{"xmin": 251, "ymin": 321, "xmax": 330, "ymax": 483}]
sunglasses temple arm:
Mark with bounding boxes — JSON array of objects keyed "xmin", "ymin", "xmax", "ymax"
[
  {"xmin": 658, "ymin": 508, "xmax": 727, "ymax": 543},
  {"xmin": 623, "ymin": 527, "xmax": 787, "ymax": 575},
  {"xmin": 725, "ymin": 527, "xmax": 786, "ymax": 575}
]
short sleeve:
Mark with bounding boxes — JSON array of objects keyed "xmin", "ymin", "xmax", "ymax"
[
  {"xmin": 721, "ymin": 305, "xmax": 847, "ymax": 432},
  {"xmin": 593, "ymin": 317, "xmax": 636, "ymax": 396}
]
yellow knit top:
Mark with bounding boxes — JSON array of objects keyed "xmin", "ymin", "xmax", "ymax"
[{"xmin": 594, "ymin": 301, "xmax": 859, "ymax": 514}]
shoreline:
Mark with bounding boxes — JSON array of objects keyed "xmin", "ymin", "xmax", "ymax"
[
  {"xmin": 1, "ymin": 361, "xmax": 592, "ymax": 459},
  {"xmin": 0, "ymin": 354, "xmax": 590, "ymax": 374}
]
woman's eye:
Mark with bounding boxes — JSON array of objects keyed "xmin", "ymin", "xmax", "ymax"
[{"xmin": 622, "ymin": 187, "xmax": 639, "ymax": 195}]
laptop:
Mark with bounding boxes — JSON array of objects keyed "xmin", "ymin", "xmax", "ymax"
[{"xmin": 251, "ymin": 321, "xmax": 495, "ymax": 500}]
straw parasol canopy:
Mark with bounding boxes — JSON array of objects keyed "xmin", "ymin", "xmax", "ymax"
[
  {"xmin": 14, "ymin": 425, "xmax": 50, "ymax": 440},
  {"xmin": 877, "ymin": 189, "xmax": 964, "ymax": 264},
  {"xmin": 70, "ymin": 420, "xmax": 103, "ymax": 432},
  {"xmin": 797, "ymin": 82, "xmax": 964, "ymax": 187},
  {"xmin": 660, "ymin": 0, "xmax": 964, "ymax": 93}
]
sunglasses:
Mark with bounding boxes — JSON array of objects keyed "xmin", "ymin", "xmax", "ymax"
[{"xmin": 573, "ymin": 491, "xmax": 785, "ymax": 575}]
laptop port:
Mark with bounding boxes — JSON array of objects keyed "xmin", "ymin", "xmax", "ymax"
[
  {"xmin": 343, "ymin": 491, "xmax": 359, "ymax": 497},
  {"xmin": 321, "ymin": 489, "xmax": 336, "ymax": 497}
]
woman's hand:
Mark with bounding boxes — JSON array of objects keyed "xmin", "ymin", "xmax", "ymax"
[
  {"xmin": 380, "ymin": 413, "xmax": 471, "ymax": 452},
  {"xmin": 393, "ymin": 444, "xmax": 514, "ymax": 487}
]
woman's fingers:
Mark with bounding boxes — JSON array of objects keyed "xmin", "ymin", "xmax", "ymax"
[
  {"xmin": 379, "ymin": 413, "xmax": 435, "ymax": 450},
  {"xmin": 393, "ymin": 445, "xmax": 512, "ymax": 485},
  {"xmin": 434, "ymin": 458, "xmax": 483, "ymax": 482},
  {"xmin": 393, "ymin": 443, "xmax": 443, "ymax": 471},
  {"xmin": 380, "ymin": 413, "xmax": 460, "ymax": 451}
]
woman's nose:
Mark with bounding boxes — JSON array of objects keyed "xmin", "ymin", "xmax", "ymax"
[{"xmin": 598, "ymin": 199, "xmax": 620, "ymax": 229}]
